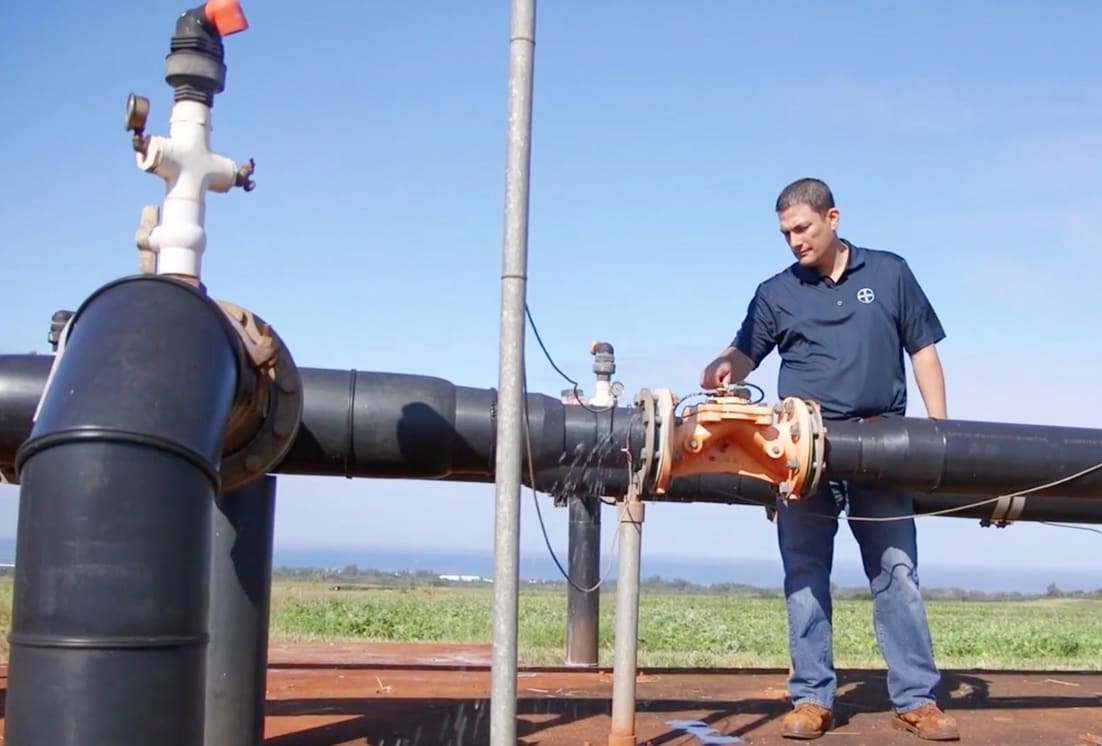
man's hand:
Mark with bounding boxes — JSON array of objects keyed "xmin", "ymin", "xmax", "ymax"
[
  {"xmin": 700, "ymin": 356, "xmax": 734, "ymax": 389},
  {"xmin": 700, "ymin": 347, "xmax": 754, "ymax": 390}
]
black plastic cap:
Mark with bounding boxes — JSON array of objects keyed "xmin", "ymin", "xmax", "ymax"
[
  {"xmin": 591, "ymin": 342, "xmax": 615, "ymax": 377},
  {"xmin": 165, "ymin": 5, "xmax": 228, "ymax": 105}
]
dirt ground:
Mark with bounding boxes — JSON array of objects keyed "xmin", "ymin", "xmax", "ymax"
[
  {"xmin": 1, "ymin": 641, "xmax": 1100, "ymax": 744},
  {"xmin": 259, "ymin": 642, "xmax": 1100, "ymax": 745}
]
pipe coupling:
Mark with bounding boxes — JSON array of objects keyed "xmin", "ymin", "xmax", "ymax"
[
  {"xmin": 214, "ymin": 299, "xmax": 302, "ymax": 493},
  {"xmin": 628, "ymin": 387, "xmax": 827, "ymax": 501}
]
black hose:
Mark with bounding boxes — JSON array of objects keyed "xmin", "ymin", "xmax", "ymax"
[{"xmin": 5, "ymin": 275, "xmax": 248, "ymax": 746}]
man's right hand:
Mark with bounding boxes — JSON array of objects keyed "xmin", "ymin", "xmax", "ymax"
[
  {"xmin": 700, "ymin": 356, "xmax": 734, "ymax": 389},
  {"xmin": 699, "ymin": 347, "xmax": 754, "ymax": 390}
]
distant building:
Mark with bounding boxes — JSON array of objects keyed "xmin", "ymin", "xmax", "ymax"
[{"xmin": 438, "ymin": 574, "xmax": 491, "ymax": 583}]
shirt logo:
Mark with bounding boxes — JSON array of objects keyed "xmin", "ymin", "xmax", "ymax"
[{"xmin": 856, "ymin": 287, "xmax": 876, "ymax": 304}]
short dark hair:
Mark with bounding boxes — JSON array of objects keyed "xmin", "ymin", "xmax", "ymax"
[{"xmin": 775, "ymin": 177, "xmax": 835, "ymax": 213}]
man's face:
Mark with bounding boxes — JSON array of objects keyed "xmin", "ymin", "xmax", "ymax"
[{"xmin": 778, "ymin": 203, "xmax": 840, "ymax": 269}]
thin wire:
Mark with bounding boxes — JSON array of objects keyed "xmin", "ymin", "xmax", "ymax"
[
  {"xmin": 521, "ymin": 357, "xmax": 621, "ymax": 593},
  {"xmin": 787, "ymin": 460, "xmax": 1102, "ymax": 523},
  {"xmin": 1039, "ymin": 521, "xmax": 1102, "ymax": 535},
  {"xmin": 674, "ymin": 383, "xmax": 767, "ymax": 415},
  {"xmin": 524, "ymin": 304, "xmax": 615, "ymax": 414}
]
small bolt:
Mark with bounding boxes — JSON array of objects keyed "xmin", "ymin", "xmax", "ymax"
[
  {"xmin": 278, "ymin": 374, "xmax": 297, "ymax": 394},
  {"xmin": 787, "ymin": 457, "xmax": 799, "ymax": 470},
  {"xmin": 790, "ymin": 423, "xmax": 801, "ymax": 442},
  {"xmin": 688, "ymin": 439, "xmax": 699, "ymax": 450}
]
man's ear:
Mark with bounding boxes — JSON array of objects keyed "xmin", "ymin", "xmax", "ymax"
[{"xmin": 826, "ymin": 207, "xmax": 840, "ymax": 232}]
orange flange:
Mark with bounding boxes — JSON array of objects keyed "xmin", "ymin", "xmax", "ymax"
[{"xmin": 653, "ymin": 393, "xmax": 826, "ymax": 499}]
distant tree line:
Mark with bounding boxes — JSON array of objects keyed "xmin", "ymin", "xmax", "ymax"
[{"xmin": 270, "ymin": 565, "xmax": 1102, "ymax": 601}]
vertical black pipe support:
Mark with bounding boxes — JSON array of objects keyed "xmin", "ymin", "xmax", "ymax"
[
  {"xmin": 206, "ymin": 475, "xmax": 277, "ymax": 746},
  {"xmin": 565, "ymin": 495, "xmax": 601, "ymax": 666},
  {"xmin": 5, "ymin": 275, "xmax": 246, "ymax": 746}
]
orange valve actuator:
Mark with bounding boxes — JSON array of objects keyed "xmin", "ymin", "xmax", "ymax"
[{"xmin": 204, "ymin": 0, "xmax": 248, "ymax": 36}]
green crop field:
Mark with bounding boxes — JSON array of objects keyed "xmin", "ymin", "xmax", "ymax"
[
  {"xmin": 0, "ymin": 574, "xmax": 1098, "ymax": 670},
  {"xmin": 267, "ymin": 580, "xmax": 1102, "ymax": 670}
]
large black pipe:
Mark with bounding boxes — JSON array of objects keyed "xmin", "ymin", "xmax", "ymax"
[
  {"xmin": 206, "ymin": 475, "xmax": 277, "ymax": 746},
  {"xmin": 565, "ymin": 495, "xmax": 601, "ymax": 667},
  {"xmin": 5, "ymin": 276, "xmax": 248, "ymax": 746},
  {"xmin": 279, "ymin": 367, "xmax": 640, "ymax": 479},
  {"xmin": 1, "ymin": 356, "xmax": 1100, "ymax": 520},
  {"xmin": 0, "ymin": 354, "xmax": 52, "ymax": 483},
  {"xmin": 825, "ymin": 416, "xmax": 1102, "ymax": 497},
  {"xmin": 543, "ymin": 469, "xmax": 1100, "ymax": 526}
]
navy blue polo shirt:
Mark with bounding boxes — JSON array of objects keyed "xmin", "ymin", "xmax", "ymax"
[{"xmin": 732, "ymin": 241, "xmax": 945, "ymax": 421}]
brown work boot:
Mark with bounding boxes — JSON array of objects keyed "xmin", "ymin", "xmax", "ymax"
[
  {"xmin": 781, "ymin": 702, "xmax": 833, "ymax": 739},
  {"xmin": 893, "ymin": 703, "xmax": 960, "ymax": 741}
]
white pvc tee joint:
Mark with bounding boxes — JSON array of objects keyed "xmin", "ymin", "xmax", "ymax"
[{"xmin": 135, "ymin": 99, "xmax": 251, "ymax": 280}]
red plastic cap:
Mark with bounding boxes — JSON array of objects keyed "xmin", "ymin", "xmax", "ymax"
[{"xmin": 205, "ymin": 0, "xmax": 248, "ymax": 36}]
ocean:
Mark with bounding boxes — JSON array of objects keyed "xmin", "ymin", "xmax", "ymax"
[
  {"xmin": 270, "ymin": 544, "xmax": 1102, "ymax": 595},
  {"xmin": 0, "ymin": 538, "xmax": 1096, "ymax": 594}
]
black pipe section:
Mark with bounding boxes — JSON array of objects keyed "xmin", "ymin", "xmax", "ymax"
[
  {"xmin": 565, "ymin": 495, "xmax": 601, "ymax": 667},
  {"xmin": 206, "ymin": 475, "xmax": 277, "ymax": 746},
  {"xmin": 825, "ymin": 416, "xmax": 1102, "ymax": 497},
  {"xmin": 2, "ymin": 355, "xmax": 1101, "ymax": 521},
  {"xmin": 563, "ymin": 470, "xmax": 1101, "ymax": 526},
  {"xmin": 0, "ymin": 354, "xmax": 52, "ymax": 482},
  {"xmin": 279, "ymin": 367, "xmax": 641, "ymax": 480},
  {"xmin": 907, "ymin": 493, "xmax": 1102, "ymax": 524},
  {"xmin": 5, "ymin": 276, "xmax": 248, "ymax": 746}
]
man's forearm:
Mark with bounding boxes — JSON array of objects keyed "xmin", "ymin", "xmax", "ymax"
[{"xmin": 911, "ymin": 344, "xmax": 947, "ymax": 418}]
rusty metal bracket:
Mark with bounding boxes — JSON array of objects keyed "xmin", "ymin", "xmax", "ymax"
[{"xmin": 215, "ymin": 300, "xmax": 303, "ymax": 493}]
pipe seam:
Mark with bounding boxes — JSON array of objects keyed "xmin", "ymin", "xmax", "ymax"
[
  {"xmin": 8, "ymin": 633, "xmax": 209, "ymax": 650},
  {"xmin": 344, "ymin": 369, "xmax": 357, "ymax": 478},
  {"xmin": 15, "ymin": 426, "xmax": 221, "ymax": 491}
]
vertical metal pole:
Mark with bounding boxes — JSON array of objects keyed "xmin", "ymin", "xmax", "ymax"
[
  {"xmin": 609, "ymin": 498, "xmax": 644, "ymax": 746},
  {"xmin": 205, "ymin": 475, "xmax": 277, "ymax": 746},
  {"xmin": 565, "ymin": 495, "xmax": 601, "ymax": 666},
  {"xmin": 491, "ymin": 1, "xmax": 537, "ymax": 745}
]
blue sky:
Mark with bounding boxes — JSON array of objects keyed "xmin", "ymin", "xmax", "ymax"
[{"xmin": 2, "ymin": 1, "xmax": 1100, "ymax": 587}]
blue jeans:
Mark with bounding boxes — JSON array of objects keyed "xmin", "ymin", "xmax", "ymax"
[{"xmin": 776, "ymin": 479, "xmax": 941, "ymax": 713}]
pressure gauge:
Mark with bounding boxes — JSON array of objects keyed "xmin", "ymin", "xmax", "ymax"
[{"xmin": 125, "ymin": 93, "xmax": 150, "ymax": 133}]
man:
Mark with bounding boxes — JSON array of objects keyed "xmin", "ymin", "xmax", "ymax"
[{"xmin": 700, "ymin": 178, "xmax": 959, "ymax": 741}]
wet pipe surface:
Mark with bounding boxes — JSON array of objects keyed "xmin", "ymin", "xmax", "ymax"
[{"xmin": 4, "ymin": 642, "xmax": 1094, "ymax": 745}]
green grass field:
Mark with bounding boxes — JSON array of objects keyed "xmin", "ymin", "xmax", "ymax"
[
  {"xmin": 268, "ymin": 582, "xmax": 1102, "ymax": 670},
  {"xmin": 0, "ymin": 577, "xmax": 1098, "ymax": 670}
]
